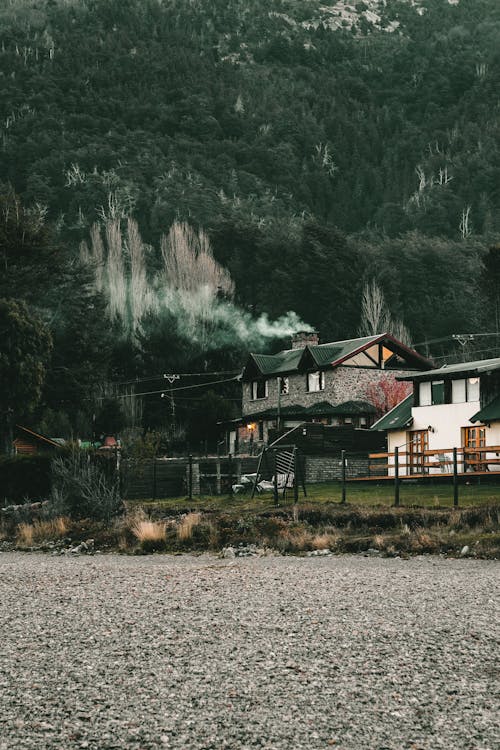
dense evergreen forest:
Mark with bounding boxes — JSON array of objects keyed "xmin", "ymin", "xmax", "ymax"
[{"xmin": 2, "ymin": 0, "xmax": 500, "ymax": 448}]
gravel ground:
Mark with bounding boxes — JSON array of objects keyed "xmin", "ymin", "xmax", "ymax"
[{"xmin": 0, "ymin": 552, "xmax": 498, "ymax": 750}]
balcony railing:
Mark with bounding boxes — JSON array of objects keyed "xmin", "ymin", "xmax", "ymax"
[{"xmin": 368, "ymin": 445, "xmax": 500, "ymax": 479}]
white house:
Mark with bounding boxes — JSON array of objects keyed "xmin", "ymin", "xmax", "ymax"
[{"xmin": 372, "ymin": 357, "xmax": 500, "ymax": 476}]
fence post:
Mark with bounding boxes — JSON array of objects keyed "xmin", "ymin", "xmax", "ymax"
[
  {"xmin": 394, "ymin": 446, "xmax": 400, "ymax": 507},
  {"xmin": 152, "ymin": 459, "xmax": 157, "ymax": 501},
  {"xmin": 453, "ymin": 447, "xmax": 459, "ymax": 507},
  {"xmin": 273, "ymin": 471, "xmax": 279, "ymax": 507},
  {"xmin": 341, "ymin": 450, "xmax": 347, "ymax": 504},
  {"xmin": 216, "ymin": 457, "xmax": 222, "ymax": 495},
  {"xmin": 188, "ymin": 454, "xmax": 193, "ymax": 501},
  {"xmin": 293, "ymin": 448, "xmax": 299, "ymax": 505},
  {"xmin": 228, "ymin": 454, "xmax": 233, "ymax": 495}
]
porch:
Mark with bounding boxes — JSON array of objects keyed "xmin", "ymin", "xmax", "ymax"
[{"xmin": 363, "ymin": 444, "xmax": 500, "ymax": 481}]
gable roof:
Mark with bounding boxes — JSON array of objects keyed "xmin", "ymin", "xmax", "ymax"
[
  {"xmin": 370, "ymin": 394, "xmax": 414, "ymax": 431},
  {"xmin": 242, "ymin": 333, "xmax": 432, "ymax": 379},
  {"xmin": 248, "ymin": 348, "xmax": 304, "ymax": 376},
  {"xmin": 15, "ymin": 425, "xmax": 64, "ymax": 450},
  {"xmin": 470, "ymin": 394, "xmax": 500, "ymax": 424},
  {"xmin": 398, "ymin": 356, "xmax": 500, "ymax": 382}
]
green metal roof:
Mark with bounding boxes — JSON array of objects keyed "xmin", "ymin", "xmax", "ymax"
[
  {"xmin": 330, "ymin": 400, "xmax": 378, "ymax": 415},
  {"xmin": 470, "ymin": 394, "xmax": 500, "ymax": 424},
  {"xmin": 308, "ymin": 336, "xmax": 381, "ymax": 367},
  {"xmin": 370, "ymin": 394, "xmax": 413, "ymax": 431},
  {"xmin": 398, "ymin": 357, "xmax": 500, "ymax": 382},
  {"xmin": 250, "ymin": 349, "xmax": 303, "ymax": 375},
  {"xmin": 244, "ymin": 333, "xmax": 431, "ymax": 379},
  {"xmin": 243, "ymin": 404, "xmax": 306, "ymax": 421},
  {"xmin": 305, "ymin": 400, "xmax": 377, "ymax": 416},
  {"xmin": 241, "ymin": 401, "xmax": 377, "ymax": 422}
]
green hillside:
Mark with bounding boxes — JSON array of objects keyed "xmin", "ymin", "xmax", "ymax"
[{"xmin": 1, "ymin": 0, "xmax": 500, "ymax": 443}]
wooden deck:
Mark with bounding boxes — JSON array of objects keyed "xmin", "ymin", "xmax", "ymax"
[
  {"xmin": 350, "ymin": 444, "xmax": 500, "ymax": 482},
  {"xmin": 349, "ymin": 469, "xmax": 500, "ymax": 482}
]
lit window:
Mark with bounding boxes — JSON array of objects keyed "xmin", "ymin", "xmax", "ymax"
[
  {"xmin": 307, "ymin": 371, "xmax": 325, "ymax": 392},
  {"xmin": 250, "ymin": 380, "xmax": 268, "ymax": 400}
]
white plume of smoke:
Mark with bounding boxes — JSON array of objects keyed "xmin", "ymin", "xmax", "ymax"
[{"xmin": 81, "ymin": 216, "xmax": 312, "ymax": 349}]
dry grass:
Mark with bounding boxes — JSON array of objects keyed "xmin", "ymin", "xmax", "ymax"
[
  {"xmin": 311, "ymin": 531, "xmax": 340, "ymax": 550},
  {"xmin": 372, "ymin": 533, "xmax": 387, "ymax": 550},
  {"xmin": 16, "ymin": 517, "xmax": 69, "ymax": 547},
  {"xmin": 177, "ymin": 512, "xmax": 201, "ymax": 541},
  {"xmin": 44, "ymin": 517, "xmax": 69, "ymax": 537},
  {"xmin": 275, "ymin": 527, "xmax": 313, "ymax": 552},
  {"xmin": 17, "ymin": 523, "xmax": 34, "ymax": 547},
  {"xmin": 412, "ymin": 528, "xmax": 435, "ymax": 551},
  {"xmin": 130, "ymin": 518, "xmax": 167, "ymax": 543}
]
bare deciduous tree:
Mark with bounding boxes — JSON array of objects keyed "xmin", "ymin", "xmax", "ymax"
[
  {"xmin": 358, "ymin": 279, "xmax": 412, "ymax": 345},
  {"xmin": 358, "ymin": 280, "xmax": 392, "ymax": 336},
  {"xmin": 459, "ymin": 205, "xmax": 472, "ymax": 239}
]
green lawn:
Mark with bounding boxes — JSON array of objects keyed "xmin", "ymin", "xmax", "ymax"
[{"xmin": 127, "ymin": 480, "xmax": 500, "ymax": 514}]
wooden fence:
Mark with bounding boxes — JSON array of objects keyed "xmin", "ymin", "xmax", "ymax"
[{"xmin": 121, "ymin": 455, "xmax": 260, "ymax": 500}]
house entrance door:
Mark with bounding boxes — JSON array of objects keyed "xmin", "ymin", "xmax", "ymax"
[
  {"xmin": 463, "ymin": 426, "xmax": 486, "ymax": 472},
  {"xmin": 408, "ymin": 430, "xmax": 428, "ymax": 475}
]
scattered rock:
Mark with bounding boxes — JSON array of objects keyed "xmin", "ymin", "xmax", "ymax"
[
  {"xmin": 0, "ymin": 553, "xmax": 497, "ymax": 750},
  {"xmin": 307, "ymin": 548, "xmax": 331, "ymax": 556},
  {"xmin": 363, "ymin": 548, "xmax": 381, "ymax": 557},
  {"xmin": 460, "ymin": 545, "xmax": 470, "ymax": 557}
]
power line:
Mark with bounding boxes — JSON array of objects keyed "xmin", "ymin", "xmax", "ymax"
[
  {"xmin": 113, "ymin": 369, "xmax": 240, "ymax": 387},
  {"xmin": 95, "ymin": 374, "xmax": 240, "ymax": 401},
  {"xmin": 414, "ymin": 332, "xmax": 500, "ymax": 348}
]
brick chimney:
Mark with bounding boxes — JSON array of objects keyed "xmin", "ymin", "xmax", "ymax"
[{"xmin": 291, "ymin": 330, "xmax": 319, "ymax": 349}]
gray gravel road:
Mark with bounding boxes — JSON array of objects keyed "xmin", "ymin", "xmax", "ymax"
[{"xmin": 0, "ymin": 552, "xmax": 498, "ymax": 750}]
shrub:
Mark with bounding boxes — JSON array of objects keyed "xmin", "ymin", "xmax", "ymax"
[
  {"xmin": 48, "ymin": 450, "xmax": 122, "ymax": 521},
  {"xmin": 177, "ymin": 512, "xmax": 201, "ymax": 541}
]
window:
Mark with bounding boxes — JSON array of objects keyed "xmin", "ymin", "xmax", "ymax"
[
  {"xmin": 419, "ymin": 380, "xmax": 447, "ymax": 406},
  {"xmin": 307, "ymin": 371, "xmax": 325, "ymax": 392},
  {"xmin": 279, "ymin": 376, "xmax": 289, "ymax": 395},
  {"xmin": 419, "ymin": 381, "xmax": 432, "ymax": 406},
  {"xmin": 431, "ymin": 380, "xmax": 445, "ymax": 405},
  {"xmin": 250, "ymin": 380, "xmax": 268, "ymax": 400},
  {"xmin": 452, "ymin": 379, "xmax": 466, "ymax": 403},
  {"xmin": 467, "ymin": 377, "xmax": 480, "ymax": 401},
  {"xmin": 451, "ymin": 378, "xmax": 480, "ymax": 403}
]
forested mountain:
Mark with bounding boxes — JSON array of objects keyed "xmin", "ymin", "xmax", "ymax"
[{"xmin": 2, "ymin": 0, "xmax": 500, "ymax": 445}]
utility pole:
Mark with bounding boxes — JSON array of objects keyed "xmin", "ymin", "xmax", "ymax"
[{"xmin": 162, "ymin": 374, "xmax": 180, "ymax": 424}]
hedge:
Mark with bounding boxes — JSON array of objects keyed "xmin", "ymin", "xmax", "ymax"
[{"xmin": 0, "ymin": 455, "xmax": 52, "ymax": 504}]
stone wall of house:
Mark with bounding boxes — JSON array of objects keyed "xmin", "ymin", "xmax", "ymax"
[{"xmin": 242, "ymin": 366, "xmax": 414, "ymax": 415}]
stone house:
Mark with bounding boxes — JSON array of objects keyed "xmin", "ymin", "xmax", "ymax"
[{"xmin": 229, "ymin": 332, "xmax": 432, "ymax": 454}]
